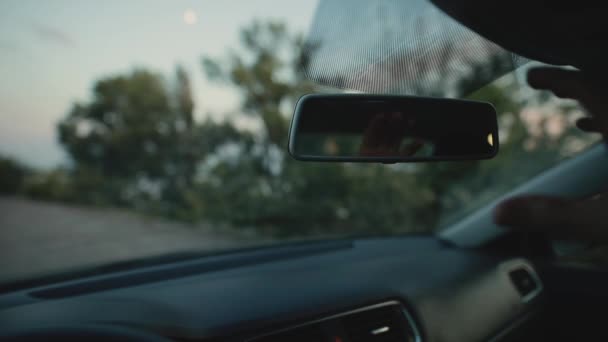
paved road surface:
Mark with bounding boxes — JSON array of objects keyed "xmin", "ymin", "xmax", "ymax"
[{"xmin": 0, "ymin": 197, "xmax": 261, "ymax": 284}]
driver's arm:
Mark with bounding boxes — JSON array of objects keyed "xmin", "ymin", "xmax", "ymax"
[{"xmin": 494, "ymin": 67, "xmax": 608, "ymax": 241}]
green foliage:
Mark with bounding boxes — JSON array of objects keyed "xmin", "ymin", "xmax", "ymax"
[
  {"xmin": 0, "ymin": 157, "xmax": 28, "ymax": 194},
  {"xmin": 54, "ymin": 66, "xmax": 247, "ymax": 210},
  {"xmin": 202, "ymin": 20, "xmax": 315, "ymax": 146},
  {"xmin": 58, "ymin": 69, "xmax": 182, "ymax": 179},
  {"xmin": 199, "ymin": 21, "xmax": 443, "ymax": 235},
  {"xmin": 15, "ymin": 19, "xmax": 597, "ymax": 239},
  {"xmin": 23, "ymin": 169, "xmax": 72, "ymax": 201}
]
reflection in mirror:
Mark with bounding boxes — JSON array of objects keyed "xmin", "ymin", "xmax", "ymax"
[{"xmin": 289, "ymin": 95, "xmax": 498, "ymax": 162}]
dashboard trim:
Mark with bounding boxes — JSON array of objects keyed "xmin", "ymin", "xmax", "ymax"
[{"xmin": 246, "ymin": 300, "xmax": 422, "ymax": 342}]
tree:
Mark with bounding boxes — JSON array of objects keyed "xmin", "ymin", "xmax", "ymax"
[
  {"xmin": 199, "ymin": 20, "xmax": 596, "ymax": 236},
  {"xmin": 0, "ymin": 157, "xmax": 28, "ymax": 194},
  {"xmin": 200, "ymin": 21, "xmax": 442, "ymax": 235},
  {"xmin": 58, "ymin": 69, "xmax": 175, "ymax": 180},
  {"xmin": 203, "ymin": 20, "xmax": 316, "ymax": 147},
  {"xmin": 44, "ymin": 19, "xmax": 596, "ymax": 238},
  {"xmin": 56, "ymin": 67, "xmax": 245, "ymax": 213}
]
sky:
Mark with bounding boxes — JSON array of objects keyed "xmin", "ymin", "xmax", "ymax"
[{"xmin": 0, "ymin": 0, "xmax": 318, "ymax": 168}]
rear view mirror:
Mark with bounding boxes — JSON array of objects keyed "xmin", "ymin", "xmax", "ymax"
[{"xmin": 288, "ymin": 94, "xmax": 498, "ymax": 163}]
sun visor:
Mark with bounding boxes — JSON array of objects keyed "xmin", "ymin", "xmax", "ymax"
[{"xmin": 301, "ymin": 0, "xmax": 528, "ymax": 97}]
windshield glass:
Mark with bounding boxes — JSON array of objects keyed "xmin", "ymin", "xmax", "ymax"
[{"xmin": 0, "ymin": 0, "xmax": 599, "ymax": 286}]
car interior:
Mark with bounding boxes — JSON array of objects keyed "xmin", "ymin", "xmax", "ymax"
[
  {"xmin": 2, "ymin": 0, "xmax": 608, "ymax": 341},
  {"xmin": 2, "ymin": 143, "xmax": 608, "ymax": 342}
]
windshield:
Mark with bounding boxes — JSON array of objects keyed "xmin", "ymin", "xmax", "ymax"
[{"xmin": 0, "ymin": 0, "xmax": 598, "ymax": 286}]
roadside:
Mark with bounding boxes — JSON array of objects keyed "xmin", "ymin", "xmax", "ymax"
[{"xmin": 0, "ymin": 197, "xmax": 263, "ymax": 284}]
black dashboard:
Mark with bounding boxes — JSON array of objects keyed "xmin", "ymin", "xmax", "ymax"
[{"xmin": 0, "ymin": 236, "xmax": 544, "ymax": 341}]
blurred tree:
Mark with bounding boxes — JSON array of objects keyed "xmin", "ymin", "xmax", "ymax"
[
  {"xmin": 0, "ymin": 157, "xmax": 28, "ymax": 194},
  {"xmin": 56, "ymin": 67, "xmax": 245, "ymax": 213},
  {"xmin": 58, "ymin": 69, "xmax": 175, "ymax": 181},
  {"xmin": 41, "ymin": 19, "xmax": 596, "ymax": 238},
  {"xmin": 23, "ymin": 168, "xmax": 76, "ymax": 202},
  {"xmin": 201, "ymin": 21, "xmax": 441, "ymax": 235},
  {"xmin": 203, "ymin": 20, "xmax": 316, "ymax": 147},
  {"xmin": 200, "ymin": 20, "xmax": 596, "ymax": 236}
]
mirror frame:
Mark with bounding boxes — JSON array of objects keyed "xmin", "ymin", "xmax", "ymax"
[{"xmin": 288, "ymin": 94, "xmax": 499, "ymax": 163}]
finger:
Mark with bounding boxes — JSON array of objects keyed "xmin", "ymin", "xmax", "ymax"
[
  {"xmin": 528, "ymin": 67, "xmax": 608, "ymax": 126},
  {"xmin": 576, "ymin": 118, "xmax": 608, "ymax": 137},
  {"xmin": 527, "ymin": 67, "xmax": 587, "ymax": 100},
  {"xmin": 575, "ymin": 117, "xmax": 608, "ymax": 133}
]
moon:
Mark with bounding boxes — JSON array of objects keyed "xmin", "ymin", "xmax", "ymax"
[{"xmin": 183, "ymin": 9, "xmax": 197, "ymax": 25}]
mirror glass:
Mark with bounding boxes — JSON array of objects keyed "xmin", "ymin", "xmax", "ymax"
[{"xmin": 289, "ymin": 95, "xmax": 498, "ymax": 162}]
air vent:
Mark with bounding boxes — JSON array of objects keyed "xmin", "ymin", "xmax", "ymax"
[
  {"xmin": 509, "ymin": 266, "xmax": 542, "ymax": 302},
  {"xmin": 342, "ymin": 304, "xmax": 418, "ymax": 342},
  {"xmin": 249, "ymin": 301, "xmax": 421, "ymax": 342}
]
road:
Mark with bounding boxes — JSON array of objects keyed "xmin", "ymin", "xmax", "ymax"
[{"xmin": 0, "ymin": 197, "xmax": 262, "ymax": 285}]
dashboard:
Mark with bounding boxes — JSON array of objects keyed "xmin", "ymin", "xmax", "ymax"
[{"xmin": 0, "ymin": 236, "xmax": 543, "ymax": 341}]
